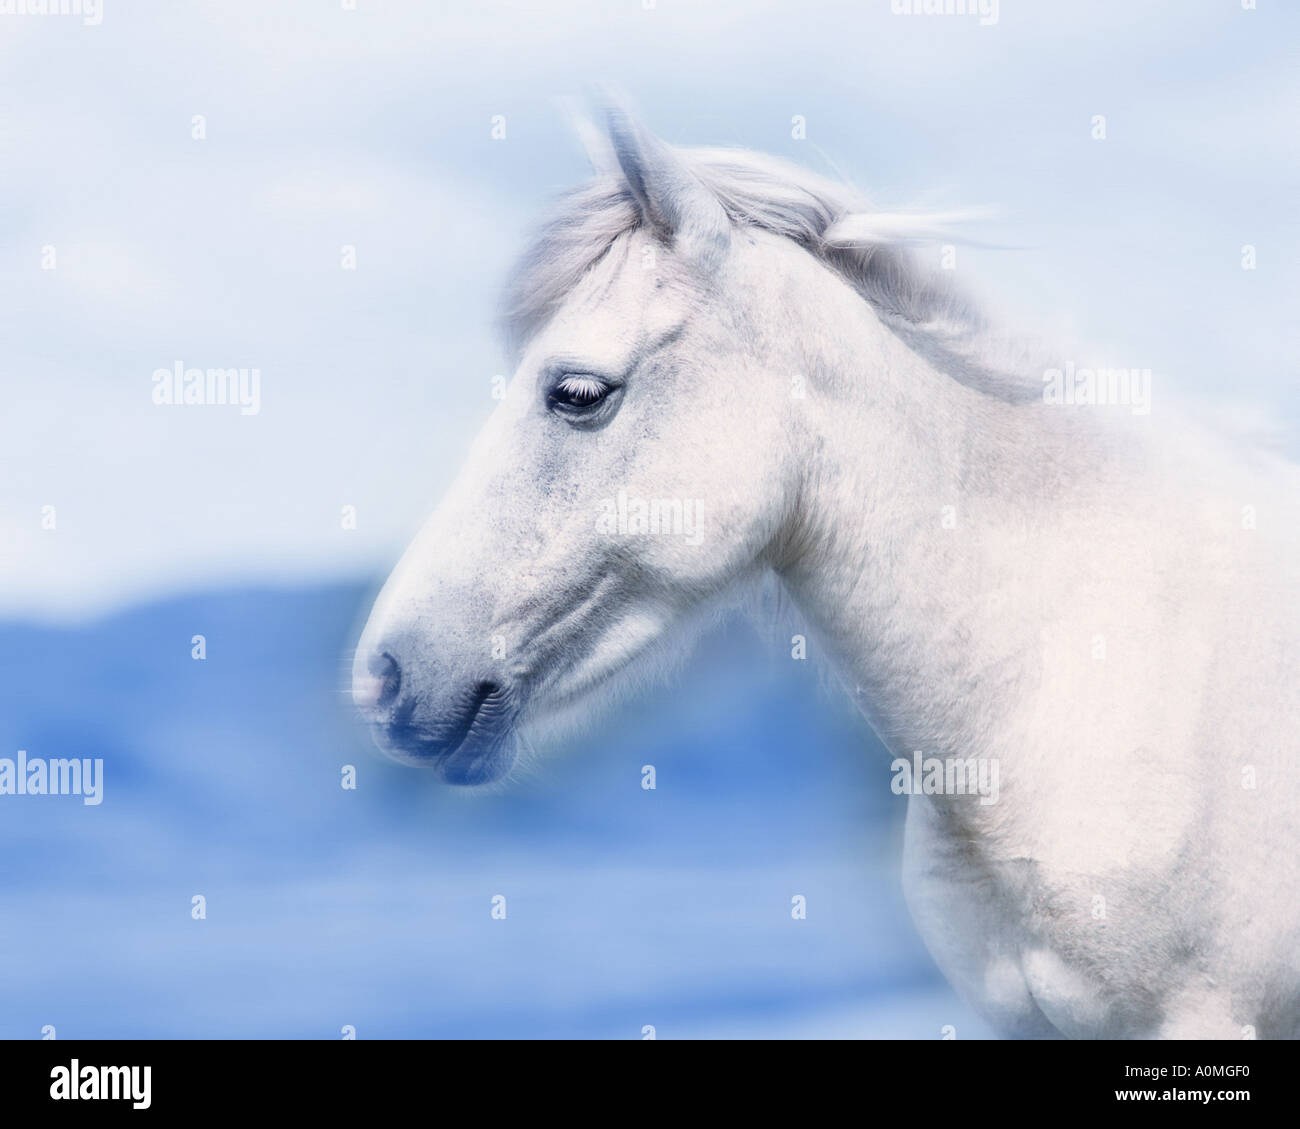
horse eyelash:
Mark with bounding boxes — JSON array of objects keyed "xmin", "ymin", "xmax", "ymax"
[{"xmin": 554, "ymin": 375, "xmax": 608, "ymax": 401}]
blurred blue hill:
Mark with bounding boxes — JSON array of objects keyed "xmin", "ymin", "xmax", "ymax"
[{"xmin": 0, "ymin": 582, "xmax": 989, "ymax": 1038}]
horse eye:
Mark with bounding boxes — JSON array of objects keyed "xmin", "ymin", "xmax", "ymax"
[{"xmin": 549, "ymin": 374, "xmax": 611, "ymax": 412}]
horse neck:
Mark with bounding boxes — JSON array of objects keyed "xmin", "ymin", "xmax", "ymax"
[{"xmin": 774, "ymin": 287, "xmax": 1058, "ymax": 767}]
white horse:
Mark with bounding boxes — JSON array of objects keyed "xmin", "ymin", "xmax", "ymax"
[{"xmin": 353, "ymin": 105, "xmax": 1299, "ymax": 1039}]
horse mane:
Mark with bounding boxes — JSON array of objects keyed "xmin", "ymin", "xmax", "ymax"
[{"xmin": 500, "ymin": 145, "xmax": 1046, "ymax": 401}]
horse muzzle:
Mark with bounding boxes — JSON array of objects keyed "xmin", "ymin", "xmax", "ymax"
[{"xmin": 354, "ymin": 652, "xmax": 521, "ymax": 785}]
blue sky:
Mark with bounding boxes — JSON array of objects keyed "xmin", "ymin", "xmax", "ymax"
[{"xmin": 1, "ymin": 0, "xmax": 1296, "ymax": 618}]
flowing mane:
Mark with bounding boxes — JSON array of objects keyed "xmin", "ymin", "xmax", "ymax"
[{"xmin": 501, "ymin": 145, "xmax": 1044, "ymax": 400}]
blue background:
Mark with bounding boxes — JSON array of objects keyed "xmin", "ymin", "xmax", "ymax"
[{"xmin": 0, "ymin": 585, "xmax": 991, "ymax": 1038}]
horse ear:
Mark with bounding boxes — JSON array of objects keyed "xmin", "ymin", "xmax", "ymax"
[
  {"xmin": 603, "ymin": 102, "xmax": 730, "ymax": 271},
  {"xmin": 562, "ymin": 98, "xmax": 620, "ymax": 178}
]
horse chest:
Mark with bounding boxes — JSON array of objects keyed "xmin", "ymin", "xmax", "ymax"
[{"xmin": 900, "ymin": 794, "xmax": 1134, "ymax": 1038}]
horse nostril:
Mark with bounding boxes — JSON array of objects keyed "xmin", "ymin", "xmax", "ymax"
[{"xmin": 369, "ymin": 651, "xmax": 402, "ymax": 709}]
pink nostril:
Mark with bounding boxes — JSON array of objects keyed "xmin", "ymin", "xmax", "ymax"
[{"xmin": 354, "ymin": 651, "xmax": 401, "ymax": 713}]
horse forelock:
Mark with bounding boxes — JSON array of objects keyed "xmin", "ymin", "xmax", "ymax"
[{"xmin": 499, "ymin": 145, "xmax": 1046, "ymax": 400}]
